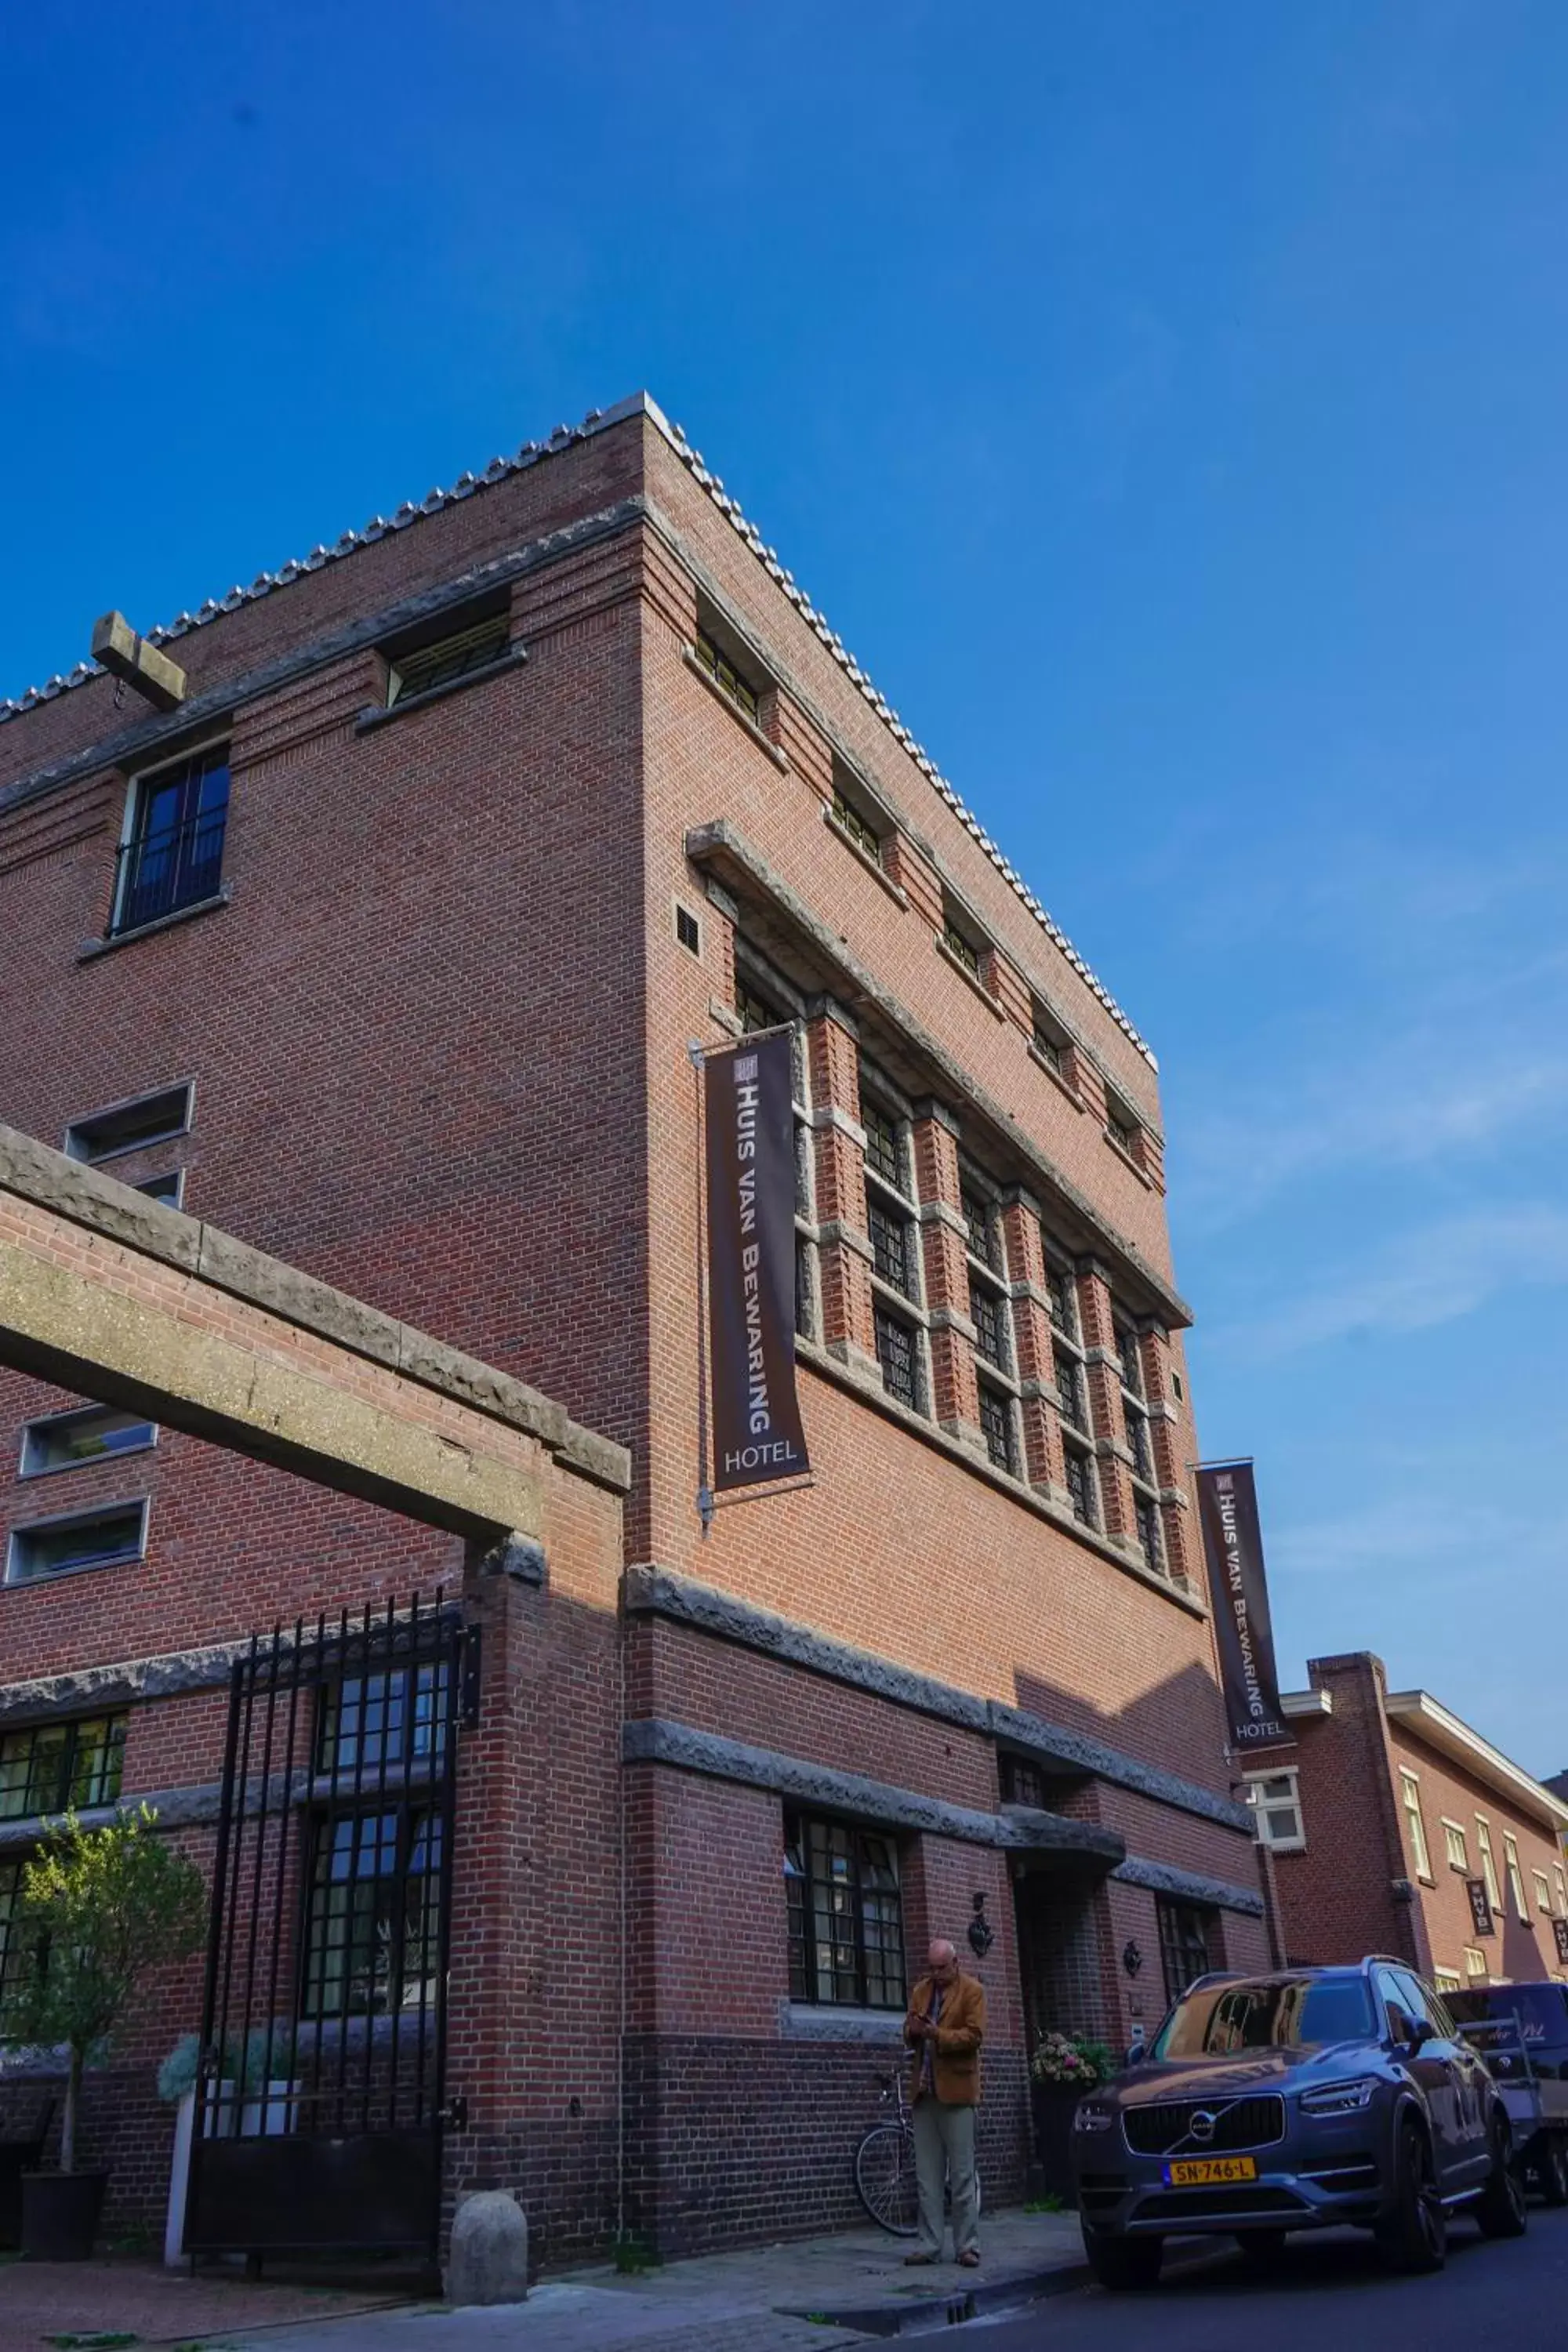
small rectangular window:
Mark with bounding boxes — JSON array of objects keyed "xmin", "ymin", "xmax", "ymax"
[
  {"xmin": 978, "ymin": 1384, "xmax": 1014, "ymax": 1474},
  {"xmin": 1107, "ymin": 1102, "xmax": 1139, "ymax": 1156},
  {"xmin": 675, "ymin": 905, "xmax": 701, "ymax": 956},
  {"xmin": 735, "ymin": 978, "xmax": 782, "ymax": 1036},
  {"xmin": 20, "ymin": 1406, "xmax": 156, "ymax": 1478},
  {"xmin": 1400, "ymin": 1773, "xmax": 1432, "ymax": 1880},
  {"xmin": 1054, "ymin": 1350, "xmax": 1086, "ymax": 1432},
  {"xmin": 1535, "ymin": 1871, "xmax": 1553, "ymax": 1915},
  {"xmin": 694, "ymin": 629, "xmax": 760, "ymax": 723},
  {"xmin": 1443, "ymin": 1820, "xmax": 1469, "ymax": 1872},
  {"xmin": 5, "ymin": 1501, "xmax": 147, "ymax": 1585},
  {"xmin": 1434, "ymin": 1968, "xmax": 1462, "ymax": 1994},
  {"xmin": 861, "ymin": 1099, "xmax": 906, "ymax": 1192},
  {"xmin": 1062, "ymin": 1442, "xmax": 1097, "ymax": 1528},
  {"xmin": 1156, "ymin": 1898, "xmax": 1214, "ymax": 2002},
  {"xmin": 133, "ymin": 1170, "xmax": 183, "ymax": 1208},
  {"xmin": 873, "ymin": 1306, "xmax": 919, "ymax": 1410},
  {"xmin": 1000, "ymin": 1754, "xmax": 1047, "ymax": 1808},
  {"xmin": 868, "ymin": 1200, "xmax": 913, "ymax": 1298},
  {"xmin": 1554, "ymin": 1864, "xmax": 1566, "ymax": 1916},
  {"xmin": 112, "ymin": 746, "xmax": 229, "ymax": 937},
  {"xmin": 941, "ymin": 906, "xmax": 982, "ymax": 978},
  {"xmin": 829, "ymin": 785, "xmax": 882, "ymax": 862},
  {"xmin": 1465, "ymin": 1946, "xmax": 1487, "ymax": 1980},
  {"xmin": 65, "ymin": 1083, "xmax": 192, "ymax": 1165},
  {"xmin": 1245, "ymin": 1769, "xmax": 1305, "ymax": 1852},
  {"xmin": 387, "ymin": 610, "xmax": 510, "ymax": 707},
  {"xmin": 1044, "ymin": 1257, "xmax": 1077, "ymax": 1338},
  {"xmin": 299, "ymin": 1806, "xmax": 445, "ymax": 2020},
  {"xmin": 0, "ymin": 1713, "xmax": 128, "ymax": 1821},
  {"xmin": 784, "ymin": 1809, "xmax": 906, "ymax": 2009},
  {"xmin": 971, "ymin": 1281, "xmax": 1006, "ymax": 1370},
  {"xmin": 1031, "ymin": 1010, "xmax": 1064, "ymax": 1073},
  {"xmin": 1134, "ymin": 1491, "xmax": 1163, "ymax": 1574},
  {"xmin": 1125, "ymin": 1403, "xmax": 1152, "ymax": 1480}
]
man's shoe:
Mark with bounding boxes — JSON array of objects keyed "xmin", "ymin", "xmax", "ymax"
[
  {"xmin": 903, "ymin": 2252, "xmax": 938, "ymax": 2265},
  {"xmin": 956, "ymin": 2249, "xmax": 980, "ymax": 2268}
]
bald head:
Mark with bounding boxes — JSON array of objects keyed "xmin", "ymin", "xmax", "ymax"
[{"xmin": 927, "ymin": 1939, "xmax": 959, "ymax": 1984}]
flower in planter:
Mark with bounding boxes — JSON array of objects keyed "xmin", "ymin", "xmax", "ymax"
[{"xmin": 1030, "ymin": 2030, "xmax": 1115, "ymax": 2088}]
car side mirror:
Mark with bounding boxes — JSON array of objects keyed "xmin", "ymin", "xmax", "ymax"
[{"xmin": 1406, "ymin": 2016, "xmax": 1435, "ymax": 2056}]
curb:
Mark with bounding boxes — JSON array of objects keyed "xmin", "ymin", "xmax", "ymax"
[{"xmin": 779, "ymin": 2257, "xmax": 1091, "ymax": 2337}]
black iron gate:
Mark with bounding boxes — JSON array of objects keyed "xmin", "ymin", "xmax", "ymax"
[{"xmin": 184, "ymin": 1593, "xmax": 465, "ymax": 2261}]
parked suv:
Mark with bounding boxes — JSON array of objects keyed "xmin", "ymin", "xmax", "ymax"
[{"xmin": 1069, "ymin": 1958, "xmax": 1526, "ymax": 2289}]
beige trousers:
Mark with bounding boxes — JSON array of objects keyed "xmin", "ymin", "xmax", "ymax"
[{"xmin": 911, "ymin": 2095, "xmax": 979, "ymax": 2258}]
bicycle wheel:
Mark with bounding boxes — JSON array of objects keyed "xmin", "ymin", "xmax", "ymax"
[{"xmin": 855, "ymin": 2122, "xmax": 920, "ymax": 2235}]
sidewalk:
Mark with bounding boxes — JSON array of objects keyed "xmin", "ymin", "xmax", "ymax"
[{"xmin": 206, "ymin": 2206, "xmax": 1090, "ymax": 2350}]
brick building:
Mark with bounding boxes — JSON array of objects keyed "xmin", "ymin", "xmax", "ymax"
[
  {"xmin": 0, "ymin": 394, "xmax": 1268, "ymax": 2261},
  {"xmin": 1246, "ymin": 1654, "xmax": 1568, "ymax": 1996}
]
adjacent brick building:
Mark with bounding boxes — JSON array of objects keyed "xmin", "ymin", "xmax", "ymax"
[
  {"xmin": 1246, "ymin": 1654, "xmax": 1568, "ymax": 1996},
  {"xmin": 0, "ymin": 394, "xmax": 1268, "ymax": 2261}
]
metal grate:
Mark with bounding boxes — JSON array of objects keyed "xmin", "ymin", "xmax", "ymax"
[
  {"xmin": 388, "ymin": 615, "xmax": 508, "ymax": 706},
  {"xmin": 1123, "ymin": 2097, "xmax": 1287, "ymax": 2158},
  {"xmin": 831, "ymin": 789, "xmax": 880, "ymax": 860}
]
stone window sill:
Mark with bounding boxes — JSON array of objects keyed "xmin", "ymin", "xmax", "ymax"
[
  {"xmin": 79, "ymin": 887, "xmax": 231, "ymax": 962},
  {"xmin": 935, "ymin": 931, "xmax": 1007, "ymax": 1019},
  {"xmin": 822, "ymin": 807, "xmax": 909, "ymax": 907},
  {"xmin": 354, "ymin": 644, "xmax": 528, "ymax": 733},
  {"xmin": 781, "ymin": 2002, "xmax": 904, "ymax": 2043},
  {"xmin": 682, "ymin": 645, "xmax": 789, "ymax": 772}
]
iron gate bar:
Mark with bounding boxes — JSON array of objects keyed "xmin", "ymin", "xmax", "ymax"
[{"xmin": 184, "ymin": 1592, "xmax": 462, "ymax": 2260}]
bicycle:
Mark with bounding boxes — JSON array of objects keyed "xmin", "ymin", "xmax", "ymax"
[{"xmin": 854, "ymin": 2069, "xmax": 982, "ymax": 2236}]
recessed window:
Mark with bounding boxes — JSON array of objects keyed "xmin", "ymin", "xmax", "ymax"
[
  {"xmin": 735, "ymin": 977, "xmax": 782, "ymax": 1035},
  {"xmin": 1434, "ymin": 1968, "xmax": 1462, "ymax": 1994},
  {"xmin": 133, "ymin": 1170, "xmax": 183, "ymax": 1208},
  {"xmin": 5, "ymin": 1501, "xmax": 147, "ymax": 1585},
  {"xmin": 862, "ymin": 1099, "xmax": 905, "ymax": 1192},
  {"xmin": 20, "ymin": 1406, "xmax": 156, "ymax": 1478},
  {"xmin": 1156, "ymin": 1898, "xmax": 1214, "ymax": 2002},
  {"xmin": 1465, "ymin": 1946, "xmax": 1487, "ymax": 1980},
  {"xmin": 1043, "ymin": 1253, "xmax": 1077, "ymax": 1338},
  {"xmin": 386, "ymin": 607, "xmax": 509, "ymax": 707},
  {"xmin": 0, "ymin": 1712, "xmax": 127, "ymax": 1821},
  {"xmin": 675, "ymin": 905, "xmax": 701, "ymax": 956},
  {"xmin": 1031, "ymin": 1005, "xmax": 1069, "ymax": 1075},
  {"xmin": 111, "ymin": 745, "xmax": 230, "ymax": 938},
  {"xmin": 1504, "ymin": 1833, "xmax": 1530, "ymax": 1922},
  {"xmin": 1400, "ymin": 1772, "xmax": 1432, "ymax": 1880},
  {"xmin": 300, "ymin": 1806, "xmax": 444, "ymax": 2020},
  {"xmin": 1246, "ymin": 1769, "xmax": 1305, "ymax": 1852},
  {"xmin": 1535, "ymin": 1871, "xmax": 1553, "ymax": 1915},
  {"xmin": 1555, "ymin": 1864, "xmax": 1566, "ymax": 1916},
  {"xmin": 65, "ymin": 1082, "xmax": 192, "ymax": 1165},
  {"xmin": 1476, "ymin": 1817, "xmax": 1502, "ymax": 1911},
  {"xmin": 1106, "ymin": 1100, "xmax": 1140, "ymax": 1157},
  {"xmin": 1442, "ymin": 1820, "xmax": 1469, "ymax": 1872},
  {"xmin": 941, "ymin": 903, "xmax": 982, "ymax": 978},
  {"xmin": 1062, "ymin": 1442, "xmax": 1097, "ymax": 1528},
  {"xmin": 1054, "ymin": 1350, "xmax": 1086, "ymax": 1433},
  {"xmin": 1134, "ymin": 1491, "xmax": 1163, "ymax": 1573},
  {"xmin": 694, "ymin": 629, "xmax": 760, "ymax": 724},
  {"xmin": 829, "ymin": 779, "xmax": 883, "ymax": 864},
  {"xmin": 1171, "ymin": 1369, "xmax": 1185, "ymax": 1405},
  {"xmin": 784, "ymin": 1810, "xmax": 906, "ymax": 2009},
  {"xmin": 978, "ymin": 1384, "xmax": 1015, "ymax": 1474},
  {"xmin": 873, "ymin": 1305, "xmax": 919, "ymax": 1410},
  {"xmin": 868, "ymin": 1199, "xmax": 913, "ymax": 1298},
  {"xmin": 1000, "ymin": 1754, "xmax": 1047, "ymax": 1808}
]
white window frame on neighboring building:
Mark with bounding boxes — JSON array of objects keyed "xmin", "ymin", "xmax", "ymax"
[
  {"xmin": 1504, "ymin": 1831, "xmax": 1529, "ymax": 1922},
  {"xmin": 1434, "ymin": 1967, "xmax": 1462, "ymax": 1995},
  {"xmin": 1475, "ymin": 1817, "xmax": 1502, "ymax": 1912},
  {"xmin": 1441, "ymin": 1818, "xmax": 1469, "ymax": 1873},
  {"xmin": 1554, "ymin": 1863, "xmax": 1567, "ymax": 1917},
  {"xmin": 1244, "ymin": 1767, "xmax": 1305, "ymax": 1853},
  {"xmin": 1399, "ymin": 1769, "xmax": 1432, "ymax": 1882},
  {"xmin": 1464, "ymin": 1946, "xmax": 1487, "ymax": 1980},
  {"xmin": 1534, "ymin": 1869, "xmax": 1553, "ymax": 1915}
]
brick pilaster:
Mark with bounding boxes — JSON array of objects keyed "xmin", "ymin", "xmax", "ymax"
[{"xmin": 911, "ymin": 1100, "xmax": 982, "ymax": 1450}]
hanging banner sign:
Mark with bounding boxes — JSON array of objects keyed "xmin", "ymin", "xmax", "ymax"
[
  {"xmin": 1553, "ymin": 1917, "xmax": 1568, "ymax": 1966},
  {"xmin": 1195, "ymin": 1461, "xmax": 1294, "ymax": 1751},
  {"xmin": 1466, "ymin": 1877, "xmax": 1495, "ymax": 1938},
  {"xmin": 705, "ymin": 1032, "xmax": 811, "ymax": 1494}
]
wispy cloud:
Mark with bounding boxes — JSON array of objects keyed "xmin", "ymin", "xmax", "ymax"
[{"xmin": 1223, "ymin": 1203, "xmax": 1568, "ymax": 1357}]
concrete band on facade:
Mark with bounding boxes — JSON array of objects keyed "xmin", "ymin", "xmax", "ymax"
[
  {"xmin": 684, "ymin": 820, "xmax": 1190, "ymax": 1332},
  {"xmin": 623, "ymin": 1717, "xmax": 1264, "ymax": 1917},
  {"xmin": 624, "ymin": 1565, "xmax": 1251, "ymax": 1832}
]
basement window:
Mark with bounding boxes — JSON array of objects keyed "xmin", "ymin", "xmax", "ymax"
[
  {"xmin": 386, "ymin": 605, "xmax": 510, "ymax": 707},
  {"xmin": 65, "ymin": 1082, "xmax": 192, "ymax": 1165},
  {"xmin": 5, "ymin": 1501, "xmax": 148, "ymax": 1586},
  {"xmin": 20, "ymin": 1406, "xmax": 157, "ymax": 1479}
]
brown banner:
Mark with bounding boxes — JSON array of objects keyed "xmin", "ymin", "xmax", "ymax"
[
  {"xmin": 1196, "ymin": 1461, "xmax": 1294, "ymax": 1752},
  {"xmin": 705, "ymin": 1031, "xmax": 810, "ymax": 1494},
  {"xmin": 1466, "ymin": 1877, "xmax": 1495, "ymax": 1937}
]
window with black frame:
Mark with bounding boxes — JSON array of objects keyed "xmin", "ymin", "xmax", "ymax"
[
  {"xmin": 1157, "ymin": 1897, "xmax": 1215, "ymax": 2002},
  {"xmin": 860, "ymin": 1074, "xmax": 926, "ymax": 1417},
  {"xmin": 112, "ymin": 745, "xmax": 230, "ymax": 936},
  {"xmin": 784, "ymin": 1811, "xmax": 906, "ymax": 2009},
  {"xmin": 0, "ymin": 1714, "xmax": 127, "ymax": 1820},
  {"xmin": 0, "ymin": 1858, "xmax": 31, "ymax": 2012}
]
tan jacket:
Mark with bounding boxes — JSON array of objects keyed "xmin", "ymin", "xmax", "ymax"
[{"xmin": 904, "ymin": 1969, "xmax": 986, "ymax": 2106}]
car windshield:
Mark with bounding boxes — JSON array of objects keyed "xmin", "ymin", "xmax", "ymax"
[
  {"xmin": 1153, "ymin": 1976, "xmax": 1375, "ymax": 2057},
  {"xmin": 1447, "ymin": 1987, "xmax": 1568, "ymax": 2048}
]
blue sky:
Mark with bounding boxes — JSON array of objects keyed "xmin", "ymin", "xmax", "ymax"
[{"xmin": 4, "ymin": 4, "xmax": 1565, "ymax": 1770}]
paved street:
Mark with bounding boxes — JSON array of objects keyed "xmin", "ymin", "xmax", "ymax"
[{"xmin": 975, "ymin": 2209, "xmax": 1568, "ymax": 2349}]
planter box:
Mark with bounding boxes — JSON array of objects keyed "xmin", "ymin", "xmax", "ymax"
[
  {"xmin": 21, "ymin": 2169, "xmax": 107, "ymax": 2260},
  {"xmin": 1029, "ymin": 2082, "xmax": 1085, "ymax": 2201}
]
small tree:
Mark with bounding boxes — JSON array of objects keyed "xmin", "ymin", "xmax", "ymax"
[{"xmin": 1, "ymin": 1805, "xmax": 209, "ymax": 2172}]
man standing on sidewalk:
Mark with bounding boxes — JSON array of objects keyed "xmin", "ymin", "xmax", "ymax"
[{"xmin": 902, "ymin": 1936, "xmax": 985, "ymax": 2267}]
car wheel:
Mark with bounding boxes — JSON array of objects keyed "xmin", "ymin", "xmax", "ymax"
[
  {"xmin": 1475, "ymin": 2119, "xmax": 1528, "ymax": 2239},
  {"xmin": 1375, "ymin": 2116, "xmax": 1446, "ymax": 2275},
  {"xmin": 1082, "ymin": 2223, "xmax": 1163, "ymax": 2290},
  {"xmin": 1235, "ymin": 2228, "xmax": 1288, "ymax": 2268},
  {"xmin": 1539, "ymin": 2138, "xmax": 1568, "ymax": 2209}
]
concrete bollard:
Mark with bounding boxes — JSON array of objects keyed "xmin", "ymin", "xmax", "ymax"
[{"xmin": 446, "ymin": 2190, "xmax": 530, "ymax": 2307}]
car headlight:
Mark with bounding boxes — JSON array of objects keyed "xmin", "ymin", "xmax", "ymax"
[
  {"xmin": 1073, "ymin": 2104, "xmax": 1116, "ymax": 2132},
  {"xmin": 1298, "ymin": 2076, "xmax": 1378, "ymax": 2114}
]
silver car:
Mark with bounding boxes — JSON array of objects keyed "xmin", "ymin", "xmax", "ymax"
[{"xmin": 1069, "ymin": 1959, "xmax": 1527, "ymax": 2288}]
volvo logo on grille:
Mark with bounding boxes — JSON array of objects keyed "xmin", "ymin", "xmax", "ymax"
[{"xmin": 1188, "ymin": 2110, "xmax": 1218, "ymax": 2145}]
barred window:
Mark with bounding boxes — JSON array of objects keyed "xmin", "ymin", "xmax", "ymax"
[
  {"xmin": 942, "ymin": 909, "xmax": 981, "ymax": 976},
  {"xmin": 0, "ymin": 1713, "xmax": 128, "ymax": 1822},
  {"xmin": 862, "ymin": 1099, "xmax": 904, "ymax": 1190},
  {"xmin": 736, "ymin": 978, "xmax": 782, "ymax": 1035},
  {"xmin": 387, "ymin": 612, "xmax": 509, "ymax": 706},
  {"xmin": 795, "ymin": 1239, "xmax": 815, "ymax": 1341},
  {"xmin": 1157, "ymin": 1898, "xmax": 1215, "ymax": 2002},
  {"xmin": 1054, "ymin": 1350, "xmax": 1086, "ymax": 1432},
  {"xmin": 1116, "ymin": 1322, "xmax": 1143, "ymax": 1396},
  {"xmin": 1134, "ymin": 1492, "xmax": 1163, "ymax": 1573},
  {"xmin": 299, "ymin": 1808, "xmax": 444, "ymax": 2020},
  {"xmin": 971, "ymin": 1280, "xmax": 1005, "ymax": 1371},
  {"xmin": 784, "ymin": 1811, "xmax": 906, "ymax": 2009},
  {"xmin": 1108, "ymin": 1103, "xmax": 1140, "ymax": 1156},
  {"xmin": 830, "ymin": 788, "xmax": 881, "ymax": 862},
  {"xmin": 0, "ymin": 1860, "xmax": 32, "ymax": 2013},
  {"xmin": 869, "ymin": 1199, "xmax": 913, "ymax": 1298},
  {"xmin": 1125, "ymin": 1403, "xmax": 1152, "ymax": 1479},
  {"xmin": 874, "ymin": 1306, "xmax": 918, "ymax": 1409},
  {"xmin": 1044, "ymin": 1256, "xmax": 1077, "ymax": 1337},
  {"xmin": 961, "ymin": 1187, "xmax": 994, "ymax": 1266},
  {"xmin": 978, "ymin": 1385, "xmax": 1015, "ymax": 1474},
  {"xmin": 1063, "ymin": 1443, "xmax": 1097, "ymax": 1527},
  {"xmin": 1031, "ymin": 1016, "xmax": 1062, "ymax": 1073},
  {"xmin": 1000, "ymin": 1754, "xmax": 1047, "ymax": 1808},
  {"xmin": 695, "ymin": 629, "xmax": 760, "ymax": 722},
  {"xmin": 318, "ymin": 1667, "xmax": 449, "ymax": 1776}
]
